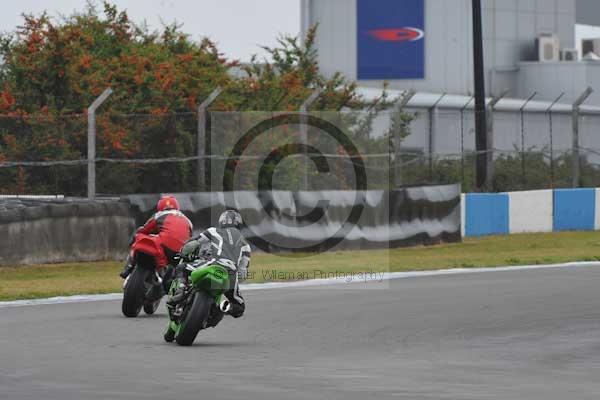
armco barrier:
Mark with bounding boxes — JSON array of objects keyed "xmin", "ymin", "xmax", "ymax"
[
  {"xmin": 463, "ymin": 188, "xmax": 600, "ymax": 237},
  {"xmin": 124, "ymin": 185, "xmax": 462, "ymax": 253},
  {"xmin": 0, "ymin": 199, "xmax": 135, "ymax": 266}
]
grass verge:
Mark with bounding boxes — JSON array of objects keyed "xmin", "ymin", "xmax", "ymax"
[{"xmin": 2, "ymin": 231, "xmax": 600, "ymax": 301}]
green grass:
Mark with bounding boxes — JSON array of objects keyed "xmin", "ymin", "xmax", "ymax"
[{"xmin": 2, "ymin": 231, "xmax": 600, "ymax": 301}]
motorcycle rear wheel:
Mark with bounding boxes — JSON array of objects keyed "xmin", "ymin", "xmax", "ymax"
[
  {"xmin": 175, "ymin": 291, "xmax": 212, "ymax": 346},
  {"xmin": 143, "ymin": 298, "xmax": 161, "ymax": 315},
  {"xmin": 121, "ymin": 267, "xmax": 150, "ymax": 317}
]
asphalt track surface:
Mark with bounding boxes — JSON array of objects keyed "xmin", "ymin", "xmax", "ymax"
[{"xmin": 2, "ymin": 265, "xmax": 600, "ymax": 399}]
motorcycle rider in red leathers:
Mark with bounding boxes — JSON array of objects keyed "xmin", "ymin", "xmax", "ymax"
[{"xmin": 119, "ymin": 195, "xmax": 193, "ymax": 282}]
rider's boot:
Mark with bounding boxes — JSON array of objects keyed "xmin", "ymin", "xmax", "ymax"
[
  {"xmin": 119, "ymin": 255, "xmax": 135, "ymax": 279},
  {"xmin": 167, "ymin": 279, "xmax": 187, "ymax": 307}
]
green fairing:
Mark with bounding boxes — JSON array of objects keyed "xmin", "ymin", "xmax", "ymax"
[
  {"xmin": 166, "ymin": 264, "xmax": 230, "ymax": 338},
  {"xmin": 189, "ymin": 265, "xmax": 230, "ymax": 295}
]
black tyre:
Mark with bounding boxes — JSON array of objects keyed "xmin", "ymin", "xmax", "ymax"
[
  {"xmin": 175, "ymin": 292, "xmax": 212, "ymax": 346},
  {"xmin": 121, "ymin": 267, "xmax": 150, "ymax": 318},
  {"xmin": 144, "ymin": 298, "xmax": 161, "ymax": 315}
]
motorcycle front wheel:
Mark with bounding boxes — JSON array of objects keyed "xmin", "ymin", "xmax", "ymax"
[{"xmin": 121, "ymin": 267, "xmax": 150, "ymax": 317}]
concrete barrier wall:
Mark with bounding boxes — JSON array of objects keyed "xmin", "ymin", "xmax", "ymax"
[
  {"xmin": 463, "ymin": 188, "xmax": 600, "ymax": 237},
  {"xmin": 463, "ymin": 193, "xmax": 509, "ymax": 237},
  {"xmin": 125, "ymin": 185, "xmax": 462, "ymax": 253},
  {"xmin": 3, "ymin": 187, "xmax": 597, "ymax": 263},
  {"xmin": 0, "ymin": 186, "xmax": 461, "ymax": 266},
  {"xmin": 509, "ymin": 190, "xmax": 553, "ymax": 234},
  {"xmin": 7, "ymin": 186, "xmax": 597, "ymax": 263},
  {"xmin": 0, "ymin": 200, "xmax": 135, "ymax": 266},
  {"xmin": 553, "ymin": 189, "xmax": 596, "ymax": 232}
]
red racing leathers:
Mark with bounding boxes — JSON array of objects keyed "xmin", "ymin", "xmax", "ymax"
[{"xmin": 130, "ymin": 209, "xmax": 193, "ymax": 268}]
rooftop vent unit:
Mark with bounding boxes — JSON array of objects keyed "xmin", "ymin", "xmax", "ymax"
[
  {"xmin": 560, "ymin": 48, "xmax": 579, "ymax": 62},
  {"xmin": 536, "ymin": 34, "xmax": 560, "ymax": 62}
]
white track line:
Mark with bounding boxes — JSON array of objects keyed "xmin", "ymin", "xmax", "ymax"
[{"xmin": 1, "ymin": 261, "xmax": 599, "ymax": 309}]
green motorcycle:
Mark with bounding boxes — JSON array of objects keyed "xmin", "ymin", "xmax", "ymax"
[{"xmin": 163, "ymin": 259, "xmax": 232, "ymax": 346}]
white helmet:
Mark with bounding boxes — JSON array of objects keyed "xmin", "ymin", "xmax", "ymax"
[{"xmin": 218, "ymin": 210, "xmax": 243, "ymax": 229}]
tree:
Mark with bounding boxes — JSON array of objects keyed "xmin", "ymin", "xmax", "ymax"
[{"xmin": 0, "ymin": 2, "xmax": 396, "ymax": 194}]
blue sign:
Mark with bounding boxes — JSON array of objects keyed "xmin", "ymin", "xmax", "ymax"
[{"xmin": 357, "ymin": 0, "xmax": 425, "ymax": 80}]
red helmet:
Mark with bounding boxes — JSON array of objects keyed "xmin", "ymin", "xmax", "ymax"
[{"xmin": 157, "ymin": 195, "xmax": 180, "ymax": 212}]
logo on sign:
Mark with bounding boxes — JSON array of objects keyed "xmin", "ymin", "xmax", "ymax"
[{"xmin": 366, "ymin": 27, "xmax": 425, "ymax": 42}]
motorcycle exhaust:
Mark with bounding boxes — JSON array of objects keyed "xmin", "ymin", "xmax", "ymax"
[{"xmin": 219, "ymin": 297, "xmax": 231, "ymax": 313}]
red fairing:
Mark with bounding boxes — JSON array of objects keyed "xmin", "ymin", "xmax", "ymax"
[
  {"xmin": 131, "ymin": 209, "xmax": 193, "ymax": 268},
  {"xmin": 131, "ymin": 234, "xmax": 169, "ymax": 268}
]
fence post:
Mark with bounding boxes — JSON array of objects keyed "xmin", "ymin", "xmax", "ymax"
[
  {"xmin": 87, "ymin": 88, "xmax": 113, "ymax": 199},
  {"xmin": 518, "ymin": 92, "xmax": 537, "ymax": 188},
  {"xmin": 428, "ymin": 93, "xmax": 446, "ymax": 181},
  {"xmin": 572, "ymin": 87, "xmax": 594, "ymax": 188},
  {"xmin": 299, "ymin": 88, "xmax": 323, "ymax": 190},
  {"xmin": 392, "ymin": 90, "xmax": 416, "ymax": 187},
  {"xmin": 486, "ymin": 89, "xmax": 509, "ymax": 190},
  {"xmin": 546, "ymin": 92, "xmax": 564, "ymax": 188},
  {"xmin": 460, "ymin": 96, "xmax": 474, "ymax": 189},
  {"xmin": 197, "ymin": 88, "xmax": 222, "ymax": 191}
]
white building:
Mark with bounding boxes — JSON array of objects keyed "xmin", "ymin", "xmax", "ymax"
[
  {"xmin": 300, "ymin": 0, "xmax": 600, "ymax": 167},
  {"xmin": 302, "ymin": 0, "xmax": 600, "ymax": 106}
]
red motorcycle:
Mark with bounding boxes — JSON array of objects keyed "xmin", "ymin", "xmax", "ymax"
[{"xmin": 121, "ymin": 233, "xmax": 171, "ymax": 317}]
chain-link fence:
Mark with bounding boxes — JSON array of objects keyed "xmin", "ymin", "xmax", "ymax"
[
  {"xmin": 0, "ymin": 113, "xmax": 87, "ymax": 196},
  {"xmin": 209, "ymin": 111, "xmax": 390, "ymax": 193},
  {"xmin": 0, "ymin": 112, "xmax": 199, "ymax": 196},
  {"xmin": 1, "ymin": 89, "xmax": 600, "ymax": 196},
  {"xmin": 393, "ymin": 92, "xmax": 600, "ymax": 193}
]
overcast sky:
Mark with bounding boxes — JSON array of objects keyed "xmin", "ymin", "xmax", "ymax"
[{"xmin": 0, "ymin": 0, "xmax": 300, "ymax": 61}]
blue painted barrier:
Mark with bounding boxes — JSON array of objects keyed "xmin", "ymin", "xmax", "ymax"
[
  {"xmin": 464, "ymin": 193, "xmax": 509, "ymax": 237},
  {"xmin": 553, "ymin": 189, "xmax": 596, "ymax": 231},
  {"xmin": 463, "ymin": 188, "xmax": 600, "ymax": 237}
]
